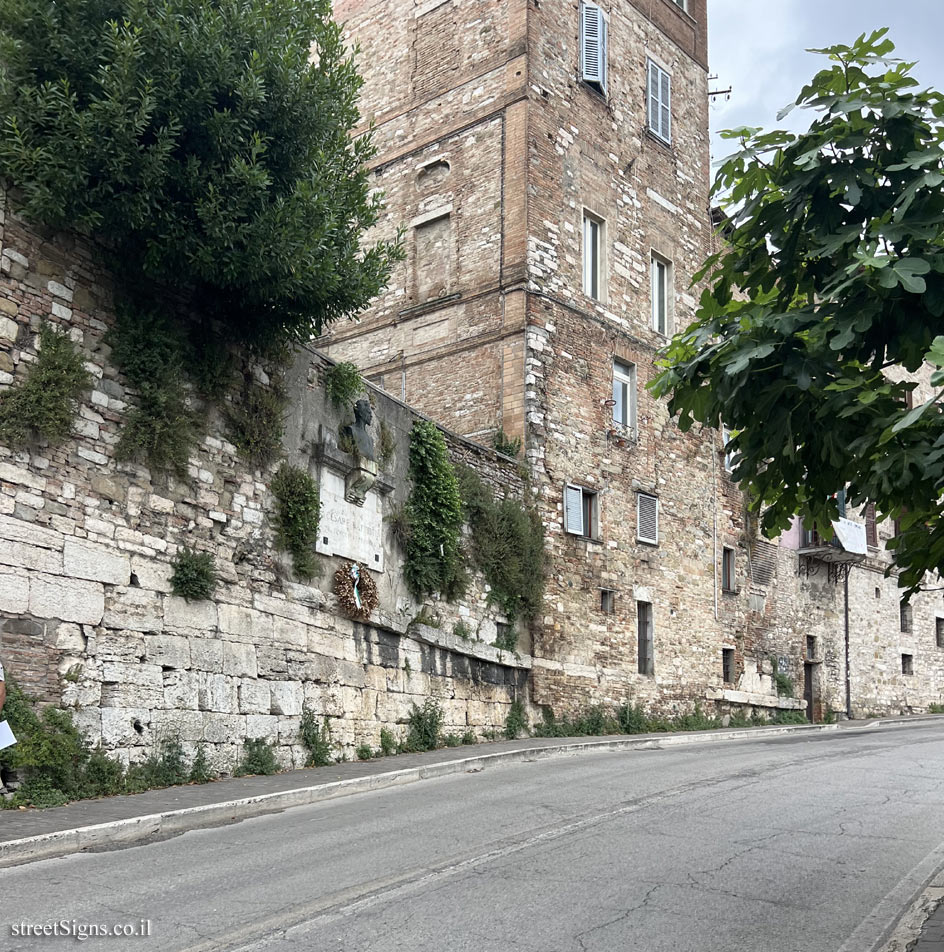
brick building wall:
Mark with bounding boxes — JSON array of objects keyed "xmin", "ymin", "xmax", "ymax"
[{"xmin": 332, "ymin": 0, "xmax": 944, "ymax": 719}]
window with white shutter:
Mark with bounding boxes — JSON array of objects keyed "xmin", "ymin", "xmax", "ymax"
[
  {"xmin": 580, "ymin": 3, "xmax": 608, "ymax": 95},
  {"xmin": 564, "ymin": 484, "xmax": 599, "ymax": 539},
  {"xmin": 647, "ymin": 60, "xmax": 671, "ymax": 143},
  {"xmin": 637, "ymin": 492, "xmax": 659, "ymax": 544}
]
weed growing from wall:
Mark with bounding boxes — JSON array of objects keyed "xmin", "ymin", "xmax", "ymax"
[
  {"xmin": 108, "ymin": 302, "xmax": 198, "ymax": 475},
  {"xmin": 299, "ymin": 709, "xmax": 334, "ymax": 767},
  {"xmin": 0, "ymin": 323, "xmax": 91, "ymax": 448},
  {"xmin": 404, "ymin": 421, "xmax": 465, "ymax": 600},
  {"xmin": 235, "ymin": 738, "xmax": 279, "ymax": 776},
  {"xmin": 456, "ymin": 465, "xmax": 545, "ymax": 620},
  {"xmin": 379, "ymin": 728, "xmax": 397, "ymax": 757},
  {"xmin": 403, "ymin": 699, "xmax": 444, "ymax": 752},
  {"xmin": 271, "ymin": 463, "xmax": 321, "ymax": 579},
  {"xmin": 504, "ymin": 701, "xmax": 528, "ymax": 740},
  {"xmin": 492, "ymin": 429, "xmax": 521, "ymax": 458},
  {"xmin": 170, "ymin": 547, "xmax": 217, "ymax": 601},
  {"xmin": 324, "ymin": 361, "xmax": 364, "ymax": 408},
  {"xmin": 378, "ymin": 419, "xmax": 395, "ymax": 467},
  {"xmin": 225, "ymin": 374, "xmax": 287, "ymax": 470}
]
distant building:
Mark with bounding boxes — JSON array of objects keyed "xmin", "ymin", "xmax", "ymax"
[{"xmin": 325, "ymin": 0, "xmax": 943, "ymax": 718}]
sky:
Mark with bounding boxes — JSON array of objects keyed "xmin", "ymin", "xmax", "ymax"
[{"xmin": 707, "ymin": 0, "xmax": 944, "ymax": 164}]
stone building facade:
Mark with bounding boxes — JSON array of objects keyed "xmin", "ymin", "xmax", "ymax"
[
  {"xmin": 325, "ymin": 0, "xmax": 944, "ymax": 718},
  {"xmin": 0, "ymin": 192, "xmax": 533, "ymax": 771}
]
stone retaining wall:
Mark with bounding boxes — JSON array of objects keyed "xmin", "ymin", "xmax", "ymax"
[{"xmin": 0, "ymin": 194, "xmax": 532, "ymax": 772}]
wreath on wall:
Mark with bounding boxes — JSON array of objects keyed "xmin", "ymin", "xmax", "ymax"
[{"xmin": 334, "ymin": 560, "xmax": 379, "ymax": 621}]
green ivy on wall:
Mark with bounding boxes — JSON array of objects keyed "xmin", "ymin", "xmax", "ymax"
[
  {"xmin": 403, "ymin": 421, "xmax": 465, "ymax": 600},
  {"xmin": 271, "ymin": 463, "xmax": 321, "ymax": 580},
  {"xmin": 456, "ymin": 465, "xmax": 545, "ymax": 620}
]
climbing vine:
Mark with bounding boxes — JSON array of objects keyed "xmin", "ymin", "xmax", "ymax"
[
  {"xmin": 271, "ymin": 463, "xmax": 321, "ymax": 580},
  {"xmin": 403, "ymin": 421, "xmax": 465, "ymax": 600},
  {"xmin": 456, "ymin": 465, "xmax": 545, "ymax": 620}
]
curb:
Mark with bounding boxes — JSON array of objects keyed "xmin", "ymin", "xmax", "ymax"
[{"xmin": 0, "ymin": 721, "xmax": 840, "ymax": 869}]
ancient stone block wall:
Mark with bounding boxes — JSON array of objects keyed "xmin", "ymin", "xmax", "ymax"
[{"xmin": 0, "ymin": 196, "xmax": 533, "ymax": 772}]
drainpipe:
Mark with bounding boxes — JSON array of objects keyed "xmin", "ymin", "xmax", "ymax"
[
  {"xmin": 712, "ymin": 437, "xmax": 718, "ymax": 620},
  {"xmin": 844, "ymin": 571, "xmax": 852, "ymax": 718}
]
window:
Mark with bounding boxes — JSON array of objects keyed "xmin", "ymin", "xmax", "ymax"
[
  {"xmin": 722, "ymin": 648, "xmax": 735, "ymax": 684},
  {"xmin": 579, "ymin": 2, "xmax": 608, "ymax": 94},
  {"xmin": 637, "ymin": 492, "xmax": 659, "ymax": 545},
  {"xmin": 900, "ymin": 599, "xmax": 913, "ymax": 634},
  {"xmin": 671, "ymin": 0, "xmax": 686, "ymax": 9},
  {"xmin": 651, "ymin": 254, "xmax": 671, "ymax": 335},
  {"xmin": 721, "ymin": 548, "xmax": 735, "ymax": 593},
  {"xmin": 612, "ymin": 359, "xmax": 636, "ymax": 435},
  {"xmin": 902, "ymin": 653, "xmax": 914, "ymax": 676},
  {"xmin": 600, "ymin": 589, "xmax": 616, "ymax": 614},
  {"xmin": 647, "ymin": 60, "xmax": 672, "ymax": 143},
  {"xmin": 583, "ymin": 213, "xmax": 604, "ymax": 301},
  {"xmin": 806, "ymin": 636, "xmax": 818, "ymax": 661},
  {"xmin": 865, "ymin": 503, "xmax": 878, "ymax": 547},
  {"xmin": 721, "ymin": 425, "xmax": 736, "ymax": 474},
  {"xmin": 637, "ymin": 601, "xmax": 654, "ymax": 675},
  {"xmin": 936, "ymin": 618, "xmax": 944, "ymax": 648},
  {"xmin": 564, "ymin": 484, "xmax": 599, "ymax": 539},
  {"xmin": 835, "ymin": 488, "xmax": 846, "ymax": 519}
]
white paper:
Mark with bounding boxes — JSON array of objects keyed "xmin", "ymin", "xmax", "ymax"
[{"xmin": 0, "ymin": 719, "xmax": 16, "ymax": 750}]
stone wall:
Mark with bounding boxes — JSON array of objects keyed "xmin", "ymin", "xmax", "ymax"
[{"xmin": 0, "ymin": 194, "xmax": 533, "ymax": 773}]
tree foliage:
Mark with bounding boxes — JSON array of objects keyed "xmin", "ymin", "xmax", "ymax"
[
  {"xmin": 652, "ymin": 31, "xmax": 944, "ymax": 593},
  {"xmin": 0, "ymin": 0, "xmax": 400, "ymax": 343}
]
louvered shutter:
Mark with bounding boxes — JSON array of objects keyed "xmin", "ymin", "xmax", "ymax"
[
  {"xmin": 637, "ymin": 492, "xmax": 659, "ymax": 544},
  {"xmin": 564, "ymin": 485, "xmax": 584, "ymax": 535},
  {"xmin": 660, "ymin": 70, "xmax": 671, "ymax": 140},
  {"xmin": 648, "ymin": 61, "xmax": 671, "ymax": 142},
  {"xmin": 648, "ymin": 62, "xmax": 659, "ymax": 131},
  {"xmin": 580, "ymin": 3, "xmax": 607, "ymax": 93},
  {"xmin": 865, "ymin": 503, "xmax": 877, "ymax": 547}
]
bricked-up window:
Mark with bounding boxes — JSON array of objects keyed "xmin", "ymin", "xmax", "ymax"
[
  {"xmin": 647, "ymin": 60, "xmax": 672, "ymax": 143},
  {"xmin": 721, "ymin": 548, "xmax": 735, "ymax": 593},
  {"xmin": 413, "ymin": 1, "xmax": 458, "ymax": 100},
  {"xmin": 900, "ymin": 599, "xmax": 913, "ymax": 634},
  {"xmin": 637, "ymin": 492, "xmax": 659, "ymax": 545},
  {"xmin": 651, "ymin": 254, "xmax": 671, "ymax": 334},
  {"xmin": 583, "ymin": 212, "xmax": 604, "ymax": 301},
  {"xmin": 564, "ymin": 484, "xmax": 599, "ymax": 540},
  {"xmin": 579, "ymin": 2, "xmax": 608, "ymax": 94},
  {"xmin": 902, "ymin": 653, "xmax": 914, "ymax": 676},
  {"xmin": 936, "ymin": 618, "xmax": 944, "ymax": 648},
  {"xmin": 722, "ymin": 648, "xmax": 735, "ymax": 684},
  {"xmin": 612, "ymin": 359, "xmax": 636, "ymax": 434},
  {"xmin": 865, "ymin": 503, "xmax": 878, "ymax": 547},
  {"xmin": 600, "ymin": 589, "xmax": 616, "ymax": 614},
  {"xmin": 415, "ymin": 212, "xmax": 456, "ymax": 302},
  {"xmin": 637, "ymin": 601, "xmax": 654, "ymax": 675}
]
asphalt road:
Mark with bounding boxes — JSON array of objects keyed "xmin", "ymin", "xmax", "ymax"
[{"xmin": 4, "ymin": 723, "xmax": 944, "ymax": 952}]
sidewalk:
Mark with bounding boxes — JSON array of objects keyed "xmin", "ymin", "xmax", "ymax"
[{"xmin": 1, "ymin": 715, "xmax": 937, "ymax": 869}]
